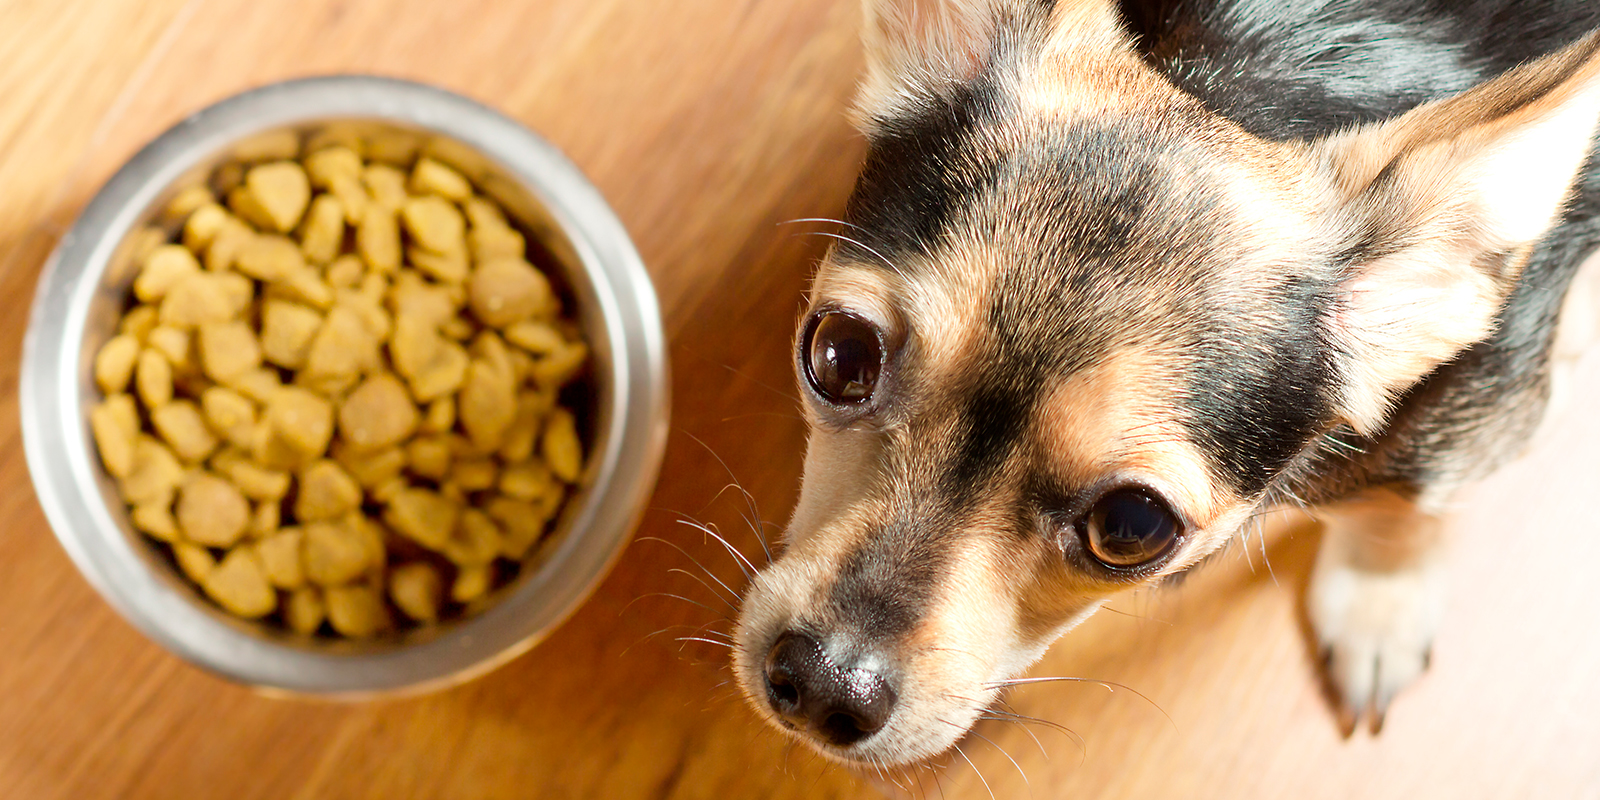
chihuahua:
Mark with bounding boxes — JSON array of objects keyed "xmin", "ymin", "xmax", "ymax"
[{"xmin": 731, "ymin": 0, "xmax": 1600, "ymax": 767}]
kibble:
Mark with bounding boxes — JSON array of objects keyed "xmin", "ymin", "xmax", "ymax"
[{"xmin": 90, "ymin": 134, "xmax": 591, "ymax": 638}]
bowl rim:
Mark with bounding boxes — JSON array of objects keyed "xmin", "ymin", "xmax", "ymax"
[{"xmin": 20, "ymin": 75, "xmax": 670, "ymax": 696}]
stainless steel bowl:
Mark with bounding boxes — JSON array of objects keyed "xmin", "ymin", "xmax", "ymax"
[{"xmin": 21, "ymin": 76, "xmax": 669, "ymax": 696}]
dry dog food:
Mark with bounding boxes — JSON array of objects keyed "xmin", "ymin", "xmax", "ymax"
[{"xmin": 89, "ymin": 135, "xmax": 591, "ymax": 637}]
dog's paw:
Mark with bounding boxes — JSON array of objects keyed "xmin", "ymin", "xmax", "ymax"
[{"xmin": 1308, "ymin": 554, "xmax": 1446, "ymax": 736}]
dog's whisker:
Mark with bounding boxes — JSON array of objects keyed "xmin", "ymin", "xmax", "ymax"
[
  {"xmin": 638, "ymin": 535, "xmax": 745, "ymax": 603},
  {"xmin": 618, "ymin": 591, "xmax": 722, "ymax": 617},
  {"xmin": 675, "ymin": 518, "xmax": 758, "ymax": 580},
  {"xmin": 791, "ymin": 230, "xmax": 910, "ymax": 282},
  {"xmin": 713, "ymin": 362, "xmax": 799, "ymax": 406},
  {"xmin": 981, "ymin": 708, "xmax": 1086, "ymax": 754},
  {"xmin": 679, "ymin": 430, "xmax": 775, "ymax": 566},
  {"xmin": 778, "ymin": 216, "xmax": 872, "ymax": 234},
  {"xmin": 951, "ymin": 742, "xmax": 996, "ymax": 800},
  {"xmin": 989, "ymin": 676, "xmax": 1176, "ymax": 730},
  {"xmin": 976, "ymin": 714, "xmax": 1049, "ymax": 760},
  {"xmin": 966, "ymin": 728, "xmax": 1028, "ymax": 788},
  {"xmin": 674, "ymin": 636, "xmax": 735, "ymax": 649},
  {"xmin": 664, "ymin": 567, "xmax": 741, "ymax": 612}
]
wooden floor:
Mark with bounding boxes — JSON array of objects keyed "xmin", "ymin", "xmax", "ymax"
[{"xmin": 2, "ymin": 1, "xmax": 1598, "ymax": 798}]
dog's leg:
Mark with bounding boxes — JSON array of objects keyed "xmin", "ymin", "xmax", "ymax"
[{"xmin": 1308, "ymin": 487, "xmax": 1449, "ymax": 735}]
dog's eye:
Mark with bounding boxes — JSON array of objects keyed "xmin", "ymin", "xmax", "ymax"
[
  {"xmin": 1082, "ymin": 489, "xmax": 1181, "ymax": 568},
  {"xmin": 803, "ymin": 311, "xmax": 882, "ymax": 404}
]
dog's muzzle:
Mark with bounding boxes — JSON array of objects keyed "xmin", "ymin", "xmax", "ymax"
[{"xmin": 762, "ymin": 631, "xmax": 898, "ymax": 747}]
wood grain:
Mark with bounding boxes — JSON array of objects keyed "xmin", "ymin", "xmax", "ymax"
[{"xmin": 0, "ymin": 2, "xmax": 1596, "ymax": 798}]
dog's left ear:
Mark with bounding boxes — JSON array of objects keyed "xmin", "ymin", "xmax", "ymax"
[{"xmin": 1315, "ymin": 31, "xmax": 1600, "ymax": 434}]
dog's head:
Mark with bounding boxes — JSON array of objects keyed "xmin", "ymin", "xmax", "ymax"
[{"xmin": 734, "ymin": 0, "xmax": 1600, "ymax": 766}]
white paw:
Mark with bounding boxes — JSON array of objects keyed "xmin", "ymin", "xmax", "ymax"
[{"xmin": 1308, "ymin": 553, "xmax": 1446, "ymax": 735}]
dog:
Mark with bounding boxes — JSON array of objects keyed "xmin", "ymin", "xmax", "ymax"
[{"xmin": 730, "ymin": 0, "xmax": 1600, "ymax": 767}]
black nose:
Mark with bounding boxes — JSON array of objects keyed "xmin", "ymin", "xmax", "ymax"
[{"xmin": 763, "ymin": 631, "xmax": 897, "ymax": 747}]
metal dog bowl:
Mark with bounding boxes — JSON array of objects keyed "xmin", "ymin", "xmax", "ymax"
[{"xmin": 20, "ymin": 76, "xmax": 669, "ymax": 696}]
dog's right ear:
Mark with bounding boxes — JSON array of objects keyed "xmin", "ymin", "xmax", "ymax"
[{"xmin": 857, "ymin": 0, "xmax": 1124, "ymax": 124}]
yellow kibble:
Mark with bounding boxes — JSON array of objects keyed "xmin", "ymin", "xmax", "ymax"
[
  {"xmin": 243, "ymin": 161, "xmax": 311, "ymax": 233},
  {"xmin": 173, "ymin": 542, "xmax": 216, "ymax": 584},
  {"xmin": 325, "ymin": 254, "xmax": 364, "ymax": 289},
  {"xmin": 409, "ymin": 245, "xmax": 469, "ymax": 284},
  {"xmin": 182, "ymin": 203, "xmax": 231, "ymax": 252},
  {"xmin": 405, "ymin": 436, "xmax": 452, "ymax": 481},
  {"xmin": 134, "ymin": 244, "xmax": 202, "ymax": 303},
  {"xmin": 458, "ymin": 359, "xmax": 517, "ymax": 451},
  {"xmin": 328, "ymin": 174, "xmax": 369, "ymax": 225},
  {"xmin": 272, "ymin": 266, "xmax": 336, "ymax": 311},
  {"xmin": 135, "ymin": 348, "xmax": 174, "ymax": 409},
  {"xmin": 401, "ymin": 195, "xmax": 466, "ymax": 255},
  {"xmin": 118, "ymin": 305, "xmax": 160, "ymax": 342},
  {"xmin": 305, "ymin": 146, "xmax": 362, "ymax": 188},
  {"xmin": 226, "ymin": 367, "xmax": 282, "ymax": 405},
  {"xmin": 339, "ymin": 374, "xmax": 420, "ymax": 451},
  {"xmin": 202, "ymin": 547, "xmax": 276, "ymax": 618},
  {"xmin": 357, "ymin": 204, "xmax": 402, "ymax": 274},
  {"xmin": 299, "ymin": 194, "xmax": 345, "ymax": 265},
  {"xmin": 410, "ymin": 158, "xmax": 472, "ymax": 201},
  {"xmin": 232, "ymin": 129, "xmax": 300, "ymax": 162},
  {"xmin": 198, "ymin": 387, "xmax": 255, "ymax": 448},
  {"xmin": 331, "ymin": 440, "xmax": 407, "ymax": 490},
  {"xmin": 530, "ymin": 342, "xmax": 589, "ymax": 389},
  {"xmin": 94, "ymin": 335, "xmax": 141, "ymax": 395},
  {"xmin": 467, "ymin": 256, "xmax": 554, "ymax": 328},
  {"xmin": 159, "ymin": 272, "xmax": 235, "ymax": 328},
  {"xmin": 285, "ymin": 586, "xmax": 326, "ymax": 634},
  {"xmin": 90, "ymin": 394, "xmax": 141, "ymax": 478},
  {"xmin": 302, "ymin": 520, "xmax": 370, "ymax": 585},
  {"xmin": 408, "ymin": 338, "xmax": 469, "ymax": 403},
  {"xmin": 119, "ymin": 436, "xmax": 185, "ymax": 507},
  {"xmin": 383, "ymin": 488, "xmax": 459, "ymax": 551},
  {"xmin": 150, "ymin": 400, "xmax": 219, "ymax": 463},
  {"xmin": 303, "ymin": 306, "xmax": 378, "ymax": 393},
  {"xmin": 164, "ymin": 185, "xmax": 216, "ymax": 221},
  {"xmin": 261, "ymin": 386, "xmax": 334, "ymax": 462},
  {"xmin": 130, "ymin": 500, "xmax": 179, "ymax": 542},
  {"xmin": 444, "ymin": 509, "xmax": 503, "ymax": 566},
  {"xmin": 325, "ymin": 584, "xmax": 387, "ymax": 638},
  {"xmin": 256, "ymin": 528, "xmax": 303, "ymax": 589},
  {"xmin": 197, "ymin": 320, "xmax": 263, "ymax": 384},
  {"xmin": 503, "ymin": 320, "xmax": 565, "ymax": 355},
  {"xmin": 362, "ymin": 163, "xmax": 409, "ymax": 209},
  {"xmin": 250, "ymin": 499, "xmax": 280, "ymax": 539},
  {"xmin": 209, "ymin": 449, "xmax": 292, "ymax": 500},
  {"xmin": 421, "ymin": 396, "xmax": 455, "ymax": 435},
  {"xmin": 176, "ymin": 472, "xmax": 250, "ymax": 547},
  {"xmin": 498, "ymin": 461, "xmax": 554, "ymax": 503},
  {"xmin": 295, "ymin": 460, "xmax": 363, "ymax": 522},
  {"xmin": 368, "ymin": 131, "xmax": 421, "ymax": 166},
  {"xmin": 452, "ymin": 564, "xmax": 492, "ymax": 603},
  {"xmin": 389, "ymin": 562, "xmax": 443, "ymax": 623},
  {"xmin": 468, "ymin": 224, "xmax": 526, "ymax": 264},
  {"xmin": 203, "ymin": 218, "xmax": 255, "ymax": 272},
  {"xmin": 259, "ymin": 300, "xmax": 323, "ymax": 370},
  {"xmin": 236, "ymin": 234, "xmax": 305, "ymax": 281},
  {"xmin": 542, "ymin": 407, "xmax": 583, "ymax": 483},
  {"xmin": 146, "ymin": 326, "xmax": 194, "ymax": 373}
]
